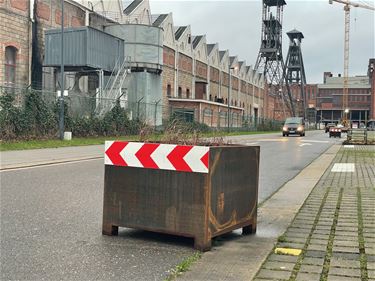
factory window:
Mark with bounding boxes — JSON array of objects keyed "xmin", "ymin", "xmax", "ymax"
[
  {"xmin": 167, "ymin": 84, "xmax": 171, "ymax": 97},
  {"xmin": 4, "ymin": 46, "xmax": 17, "ymax": 86},
  {"xmin": 178, "ymin": 87, "xmax": 182, "ymax": 98},
  {"xmin": 186, "ymin": 88, "xmax": 190, "ymax": 99}
]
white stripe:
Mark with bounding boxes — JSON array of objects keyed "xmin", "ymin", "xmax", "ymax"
[
  {"xmin": 120, "ymin": 142, "xmax": 144, "ymax": 168},
  {"xmin": 331, "ymin": 163, "xmax": 355, "ymax": 172},
  {"xmin": 104, "ymin": 141, "xmax": 114, "ymax": 165},
  {"xmin": 301, "ymin": 140, "xmax": 329, "ymax": 143},
  {"xmin": 183, "ymin": 146, "xmax": 209, "ymax": 173},
  {"xmin": 151, "ymin": 144, "xmax": 176, "ymax": 171}
]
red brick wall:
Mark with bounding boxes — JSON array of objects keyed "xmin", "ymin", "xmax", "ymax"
[
  {"xmin": 10, "ymin": 0, "xmax": 28, "ymax": 11},
  {"xmin": 37, "ymin": 1, "xmax": 51, "ymax": 21},
  {"xmin": 0, "ymin": 0, "xmax": 87, "ymax": 87},
  {"xmin": 195, "ymin": 60, "xmax": 207, "ymax": 80},
  {"xmin": 169, "ymin": 100, "xmax": 243, "ymax": 127},
  {"xmin": 210, "ymin": 67, "xmax": 219, "ymax": 83},
  {"xmin": 370, "ymin": 67, "xmax": 375, "ymax": 119},
  {"xmin": 163, "ymin": 47, "xmax": 175, "ymax": 67},
  {"xmin": 178, "ymin": 53, "xmax": 192, "ymax": 73},
  {"xmin": 0, "ymin": 1, "xmax": 30, "ymax": 86}
]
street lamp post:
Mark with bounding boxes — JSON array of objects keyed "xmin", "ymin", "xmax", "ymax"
[
  {"xmin": 227, "ymin": 66, "xmax": 236, "ymax": 132},
  {"xmin": 59, "ymin": 0, "xmax": 65, "ymax": 140},
  {"xmin": 344, "ymin": 108, "xmax": 350, "ymax": 126}
]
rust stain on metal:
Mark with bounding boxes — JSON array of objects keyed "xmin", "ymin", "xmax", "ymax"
[
  {"xmin": 102, "ymin": 145, "xmax": 259, "ymax": 251},
  {"xmin": 217, "ymin": 192, "xmax": 225, "ymax": 216}
]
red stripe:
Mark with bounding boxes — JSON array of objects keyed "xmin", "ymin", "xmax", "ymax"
[
  {"xmin": 135, "ymin": 143, "xmax": 160, "ymax": 169},
  {"xmin": 167, "ymin": 145, "xmax": 193, "ymax": 172},
  {"xmin": 200, "ymin": 151, "xmax": 209, "ymax": 170},
  {"xmin": 105, "ymin": 142, "xmax": 128, "ymax": 166}
]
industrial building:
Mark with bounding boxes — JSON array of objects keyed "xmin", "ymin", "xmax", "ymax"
[
  {"xmin": 316, "ymin": 70, "xmax": 372, "ymax": 126},
  {"xmin": 0, "ymin": 0, "xmax": 266, "ymax": 128}
]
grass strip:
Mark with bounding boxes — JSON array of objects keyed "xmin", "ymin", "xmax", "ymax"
[
  {"xmin": 357, "ymin": 185, "xmax": 368, "ymax": 281},
  {"xmin": 0, "ymin": 131, "xmax": 278, "ymax": 151},
  {"xmin": 164, "ymin": 252, "xmax": 202, "ymax": 281},
  {"xmin": 319, "ymin": 187, "xmax": 344, "ymax": 281},
  {"xmin": 288, "ymin": 184, "xmax": 333, "ymax": 281}
]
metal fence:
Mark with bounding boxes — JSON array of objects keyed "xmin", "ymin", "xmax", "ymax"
[{"xmin": 0, "ymin": 85, "xmax": 284, "ymax": 134}]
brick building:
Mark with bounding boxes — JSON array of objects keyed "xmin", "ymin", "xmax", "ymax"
[
  {"xmin": 1, "ymin": 0, "xmax": 267, "ymax": 128},
  {"xmin": 0, "ymin": 0, "xmax": 95, "ymax": 90},
  {"xmin": 152, "ymin": 10, "xmax": 266, "ymax": 128},
  {"xmin": 317, "ymin": 72, "xmax": 372, "ymax": 125},
  {"xmin": 368, "ymin": 59, "xmax": 375, "ymax": 119}
]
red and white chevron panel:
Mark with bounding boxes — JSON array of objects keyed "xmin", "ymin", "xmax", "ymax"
[{"xmin": 105, "ymin": 141, "xmax": 209, "ymax": 173}]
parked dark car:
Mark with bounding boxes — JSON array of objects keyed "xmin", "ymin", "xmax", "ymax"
[
  {"xmin": 282, "ymin": 117, "xmax": 305, "ymax": 137},
  {"xmin": 325, "ymin": 123, "xmax": 336, "ymax": 133},
  {"xmin": 329, "ymin": 126, "xmax": 341, "ymax": 138}
]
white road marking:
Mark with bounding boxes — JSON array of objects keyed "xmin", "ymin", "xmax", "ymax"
[
  {"xmin": 344, "ymin": 145, "xmax": 354, "ymax": 148},
  {"xmin": 0, "ymin": 158, "xmax": 102, "ymax": 172},
  {"xmin": 301, "ymin": 140, "xmax": 329, "ymax": 143},
  {"xmin": 331, "ymin": 163, "xmax": 355, "ymax": 172},
  {"xmin": 299, "ymin": 143, "xmax": 312, "ymax": 147}
]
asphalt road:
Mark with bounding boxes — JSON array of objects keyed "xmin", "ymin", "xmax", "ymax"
[{"xmin": 0, "ymin": 130, "xmax": 342, "ymax": 281}]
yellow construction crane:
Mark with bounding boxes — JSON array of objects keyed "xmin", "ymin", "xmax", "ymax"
[{"xmin": 329, "ymin": 0, "xmax": 375, "ymax": 126}]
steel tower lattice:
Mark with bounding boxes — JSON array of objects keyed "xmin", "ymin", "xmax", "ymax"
[
  {"xmin": 283, "ymin": 29, "xmax": 307, "ymax": 118},
  {"xmin": 254, "ymin": 0, "xmax": 295, "ymax": 117}
]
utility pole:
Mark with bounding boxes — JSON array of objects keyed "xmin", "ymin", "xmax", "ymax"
[
  {"xmin": 228, "ymin": 66, "xmax": 231, "ymax": 132},
  {"xmin": 59, "ymin": 0, "xmax": 65, "ymax": 140}
]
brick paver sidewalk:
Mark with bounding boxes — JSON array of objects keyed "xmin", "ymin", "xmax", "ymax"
[{"xmin": 254, "ymin": 145, "xmax": 375, "ymax": 281}]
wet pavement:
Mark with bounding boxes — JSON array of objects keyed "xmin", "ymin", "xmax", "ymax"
[
  {"xmin": 0, "ymin": 130, "xmax": 341, "ymax": 280},
  {"xmin": 254, "ymin": 145, "xmax": 375, "ymax": 281}
]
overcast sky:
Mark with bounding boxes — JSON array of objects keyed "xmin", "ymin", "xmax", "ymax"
[{"xmin": 148, "ymin": 0, "xmax": 375, "ymax": 84}]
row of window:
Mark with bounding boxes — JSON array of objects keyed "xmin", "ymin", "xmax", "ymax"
[{"xmin": 168, "ymin": 84, "xmax": 252, "ymax": 109}]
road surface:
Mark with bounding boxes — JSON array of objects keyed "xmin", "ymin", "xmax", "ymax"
[{"xmin": 0, "ymin": 130, "xmax": 342, "ymax": 280}]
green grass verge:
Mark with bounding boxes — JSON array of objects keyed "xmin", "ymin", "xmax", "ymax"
[
  {"xmin": 0, "ymin": 135, "xmax": 140, "ymax": 151},
  {"xmin": 0, "ymin": 131, "xmax": 279, "ymax": 151},
  {"xmin": 164, "ymin": 252, "xmax": 202, "ymax": 281}
]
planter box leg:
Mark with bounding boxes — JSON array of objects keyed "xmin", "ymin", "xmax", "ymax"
[
  {"xmin": 242, "ymin": 218, "xmax": 257, "ymax": 235},
  {"xmin": 194, "ymin": 236, "xmax": 212, "ymax": 252},
  {"xmin": 102, "ymin": 224, "xmax": 118, "ymax": 236}
]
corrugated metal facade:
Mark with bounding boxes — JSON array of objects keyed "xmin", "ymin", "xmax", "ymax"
[
  {"xmin": 104, "ymin": 24, "xmax": 163, "ymax": 70},
  {"xmin": 44, "ymin": 27, "xmax": 124, "ymax": 72}
]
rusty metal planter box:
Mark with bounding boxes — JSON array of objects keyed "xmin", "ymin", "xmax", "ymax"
[{"xmin": 102, "ymin": 141, "xmax": 259, "ymax": 251}]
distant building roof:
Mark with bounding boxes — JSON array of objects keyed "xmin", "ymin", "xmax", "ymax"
[
  {"xmin": 192, "ymin": 35, "xmax": 203, "ymax": 49},
  {"xmin": 219, "ymin": 51, "xmax": 226, "ymax": 61},
  {"xmin": 124, "ymin": 0, "xmax": 142, "ymax": 15},
  {"xmin": 175, "ymin": 26, "xmax": 187, "ymax": 40},
  {"xmin": 318, "ymin": 75, "xmax": 370, "ymax": 89},
  {"xmin": 207, "ymin": 44, "xmax": 216, "ymax": 55},
  {"xmin": 229, "ymin": 56, "xmax": 236, "ymax": 65},
  {"xmin": 152, "ymin": 14, "xmax": 168, "ymax": 27}
]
